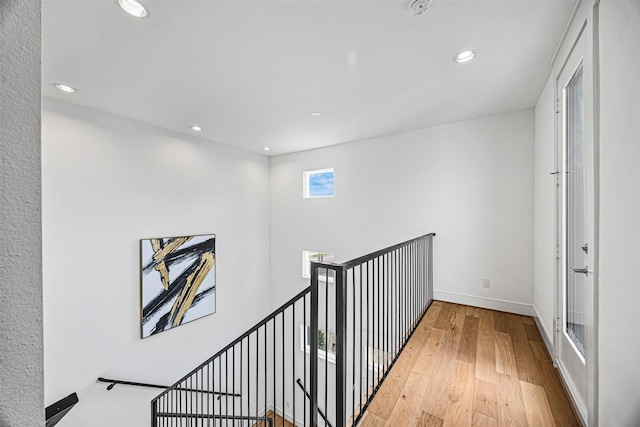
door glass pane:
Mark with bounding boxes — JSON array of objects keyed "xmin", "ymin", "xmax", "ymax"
[{"xmin": 565, "ymin": 63, "xmax": 586, "ymax": 357}]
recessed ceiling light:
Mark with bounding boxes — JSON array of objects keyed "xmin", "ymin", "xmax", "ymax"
[
  {"xmin": 117, "ymin": 0, "xmax": 149, "ymax": 18},
  {"xmin": 53, "ymin": 83, "xmax": 77, "ymax": 93},
  {"xmin": 311, "ymin": 111, "xmax": 322, "ymax": 118},
  {"xmin": 190, "ymin": 125, "xmax": 203, "ymax": 132},
  {"xmin": 263, "ymin": 147, "xmax": 271, "ymax": 151},
  {"xmin": 453, "ymin": 50, "xmax": 476, "ymax": 63}
]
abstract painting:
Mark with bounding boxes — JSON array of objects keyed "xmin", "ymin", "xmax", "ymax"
[{"xmin": 141, "ymin": 234, "xmax": 216, "ymax": 338}]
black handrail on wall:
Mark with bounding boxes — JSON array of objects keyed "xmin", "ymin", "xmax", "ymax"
[
  {"xmin": 151, "ymin": 233, "xmax": 435, "ymax": 427},
  {"xmin": 97, "ymin": 377, "xmax": 241, "ymax": 399}
]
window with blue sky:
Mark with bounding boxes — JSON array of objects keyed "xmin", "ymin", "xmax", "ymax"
[{"xmin": 304, "ymin": 168, "xmax": 334, "ymax": 198}]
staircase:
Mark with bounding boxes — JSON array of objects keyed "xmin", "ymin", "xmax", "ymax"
[{"xmin": 151, "ymin": 233, "xmax": 435, "ymax": 427}]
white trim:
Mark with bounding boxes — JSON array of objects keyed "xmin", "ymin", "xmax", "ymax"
[
  {"xmin": 433, "ymin": 290, "xmax": 534, "ymax": 316},
  {"xmin": 533, "ymin": 305, "xmax": 555, "ymax": 359},
  {"xmin": 549, "ymin": 0, "xmax": 584, "ymax": 69},
  {"xmin": 556, "ymin": 358, "xmax": 588, "ymax": 426},
  {"xmin": 277, "ymin": 405, "xmax": 306, "ymax": 427}
]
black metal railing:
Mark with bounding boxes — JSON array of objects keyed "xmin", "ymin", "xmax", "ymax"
[
  {"xmin": 151, "ymin": 286, "xmax": 317, "ymax": 427},
  {"xmin": 320, "ymin": 233, "xmax": 435, "ymax": 427},
  {"xmin": 151, "ymin": 233, "xmax": 434, "ymax": 427}
]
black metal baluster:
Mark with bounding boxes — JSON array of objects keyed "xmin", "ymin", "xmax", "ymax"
[
  {"xmin": 264, "ymin": 323, "xmax": 267, "ymax": 425},
  {"xmin": 377, "ymin": 255, "xmax": 381, "ymax": 385},
  {"xmin": 396, "ymin": 248, "xmax": 400, "ymax": 354},
  {"xmin": 351, "ymin": 267, "xmax": 356, "ymax": 421},
  {"xmin": 370, "ymin": 258, "xmax": 375, "ymax": 389},
  {"xmin": 255, "ymin": 329, "xmax": 260, "ymax": 424},
  {"xmin": 335, "ymin": 266, "xmax": 346, "ymax": 427},
  {"xmin": 272, "ymin": 318, "xmax": 276, "ymax": 426},
  {"xmin": 324, "ymin": 267, "xmax": 328, "ymax": 427},
  {"xmin": 152, "ymin": 397, "xmax": 157, "ymax": 427},
  {"xmin": 383, "ymin": 252, "xmax": 387, "ymax": 374},
  {"xmin": 365, "ymin": 261, "xmax": 370, "ymax": 401},
  {"xmin": 179, "ymin": 378, "xmax": 183, "ymax": 427},
  {"xmin": 211, "ymin": 357, "xmax": 222, "ymax": 427},
  {"xmin": 292, "ymin": 301, "xmax": 296, "ymax": 427},
  {"xmin": 226, "ymin": 352, "xmax": 229, "ymax": 427},
  {"xmin": 282, "ymin": 311, "xmax": 285, "ymax": 427},
  {"xmin": 403, "ymin": 245, "xmax": 407, "ymax": 342},
  {"xmin": 359, "ymin": 263, "xmax": 363, "ymax": 413},
  {"xmin": 303, "ymin": 293, "xmax": 307, "ymax": 426},
  {"xmin": 417, "ymin": 240, "xmax": 421, "ymax": 316},
  {"xmin": 310, "ymin": 263, "xmax": 319, "ymax": 427},
  {"xmin": 239, "ymin": 341, "xmax": 242, "ymax": 424},
  {"xmin": 410, "ymin": 242, "xmax": 414, "ymax": 330},
  {"xmin": 246, "ymin": 336, "xmax": 250, "ymax": 426},
  {"xmin": 218, "ymin": 356, "xmax": 222, "ymax": 427}
]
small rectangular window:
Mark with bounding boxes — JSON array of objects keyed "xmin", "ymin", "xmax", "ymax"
[
  {"xmin": 300, "ymin": 324, "xmax": 336, "ymax": 364},
  {"xmin": 302, "ymin": 251, "xmax": 334, "ymax": 279},
  {"xmin": 303, "ymin": 168, "xmax": 334, "ymax": 198}
]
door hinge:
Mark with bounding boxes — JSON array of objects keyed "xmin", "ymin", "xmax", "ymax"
[
  {"xmin": 555, "ymin": 98, "xmax": 560, "ymax": 114},
  {"xmin": 555, "ymin": 244, "xmax": 561, "ymax": 260},
  {"xmin": 555, "ymin": 317, "xmax": 561, "ymax": 333}
]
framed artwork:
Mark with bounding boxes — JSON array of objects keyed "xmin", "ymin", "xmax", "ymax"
[{"xmin": 140, "ymin": 234, "xmax": 216, "ymax": 338}]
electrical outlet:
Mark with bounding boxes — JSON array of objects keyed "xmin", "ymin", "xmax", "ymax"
[
  {"xmin": 286, "ymin": 401, "xmax": 290, "ymax": 408},
  {"xmin": 482, "ymin": 278, "xmax": 490, "ymax": 288}
]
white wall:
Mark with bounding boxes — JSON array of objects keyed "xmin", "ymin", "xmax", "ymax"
[
  {"xmin": 42, "ymin": 100, "xmax": 271, "ymax": 426},
  {"xmin": 270, "ymin": 110, "xmax": 535, "ymax": 315},
  {"xmin": 533, "ymin": 75, "xmax": 556, "ymax": 346},
  {"xmin": 597, "ymin": 1, "xmax": 640, "ymax": 425},
  {"xmin": 0, "ymin": 1, "xmax": 44, "ymax": 425}
]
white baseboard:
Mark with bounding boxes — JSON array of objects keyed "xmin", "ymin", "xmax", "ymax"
[
  {"xmin": 532, "ymin": 305, "xmax": 555, "ymax": 359},
  {"xmin": 276, "ymin": 405, "xmax": 305, "ymax": 427},
  {"xmin": 433, "ymin": 290, "xmax": 534, "ymax": 316}
]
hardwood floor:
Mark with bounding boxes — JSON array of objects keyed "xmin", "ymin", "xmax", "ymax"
[
  {"xmin": 253, "ymin": 410, "xmax": 295, "ymax": 427},
  {"xmin": 360, "ymin": 301, "xmax": 581, "ymax": 427}
]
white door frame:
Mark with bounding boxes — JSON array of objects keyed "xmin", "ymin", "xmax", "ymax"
[{"xmin": 552, "ymin": 1, "xmax": 599, "ymax": 425}]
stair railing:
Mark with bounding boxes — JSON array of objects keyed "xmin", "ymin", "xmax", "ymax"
[
  {"xmin": 315, "ymin": 233, "xmax": 435, "ymax": 427},
  {"xmin": 151, "ymin": 233, "xmax": 434, "ymax": 427}
]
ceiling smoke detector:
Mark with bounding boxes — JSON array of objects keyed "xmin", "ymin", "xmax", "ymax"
[{"xmin": 409, "ymin": 0, "xmax": 432, "ymax": 16}]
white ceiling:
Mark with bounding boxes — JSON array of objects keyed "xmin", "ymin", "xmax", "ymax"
[{"xmin": 42, "ymin": 0, "xmax": 577, "ymax": 156}]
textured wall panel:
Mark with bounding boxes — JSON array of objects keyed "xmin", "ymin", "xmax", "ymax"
[{"xmin": 0, "ymin": 1, "xmax": 44, "ymax": 425}]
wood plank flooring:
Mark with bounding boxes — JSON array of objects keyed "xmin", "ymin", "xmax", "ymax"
[
  {"xmin": 253, "ymin": 410, "xmax": 294, "ymax": 427},
  {"xmin": 360, "ymin": 301, "xmax": 581, "ymax": 427}
]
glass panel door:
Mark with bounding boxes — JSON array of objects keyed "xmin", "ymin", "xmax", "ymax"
[{"xmin": 564, "ymin": 63, "xmax": 586, "ymax": 357}]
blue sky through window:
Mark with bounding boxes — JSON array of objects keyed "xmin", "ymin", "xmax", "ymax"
[{"xmin": 308, "ymin": 171, "xmax": 334, "ymax": 197}]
